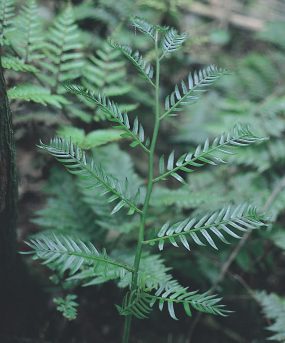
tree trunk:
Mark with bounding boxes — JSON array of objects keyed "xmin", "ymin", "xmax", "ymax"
[
  {"xmin": 0, "ymin": 53, "xmax": 18, "ymax": 294},
  {"xmin": 0, "ymin": 55, "xmax": 47, "ymax": 340}
]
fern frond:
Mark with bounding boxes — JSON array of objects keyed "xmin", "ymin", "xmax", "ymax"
[
  {"xmin": 7, "ymin": 84, "xmax": 69, "ymax": 108},
  {"xmin": 154, "ymin": 124, "xmax": 267, "ymax": 183},
  {"xmin": 131, "ymin": 17, "xmax": 156, "ymax": 40},
  {"xmin": 117, "ymin": 289, "xmax": 153, "ymax": 319},
  {"xmin": 64, "ymin": 84, "xmax": 150, "ymax": 153},
  {"xmin": 78, "ymin": 41, "xmax": 137, "ymax": 121},
  {"xmin": 54, "ymin": 294, "xmax": 78, "ymax": 321},
  {"xmin": 2, "ymin": 56, "xmax": 38, "ymax": 73},
  {"xmin": 160, "ymin": 28, "xmax": 187, "ymax": 59},
  {"xmin": 256, "ymin": 291, "xmax": 285, "ymax": 342},
  {"xmin": 41, "ymin": 5, "xmax": 84, "ymax": 93},
  {"xmin": 38, "ymin": 137, "xmax": 142, "ymax": 215},
  {"xmin": 24, "ymin": 233, "xmax": 134, "ymax": 275},
  {"xmin": 150, "ymin": 281, "xmax": 229, "ymax": 320},
  {"xmin": 118, "ymin": 283, "xmax": 227, "ymax": 320},
  {"xmin": 161, "ymin": 65, "xmax": 228, "ymax": 119},
  {"xmin": 0, "ymin": 0, "xmax": 15, "ymax": 45},
  {"xmin": 110, "ymin": 41, "xmax": 155, "ymax": 87},
  {"xmin": 144, "ymin": 204, "xmax": 266, "ymax": 251},
  {"xmin": 14, "ymin": 0, "xmax": 44, "ymax": 62},
  {"xmin": 32, "ymin": 169, "xmax": 98, "ymax": 240},
  {"xmin": 81, "ymin": 42, "xmax": 130, "ymax": 97}
]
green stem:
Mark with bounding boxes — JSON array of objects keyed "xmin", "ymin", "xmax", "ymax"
[{"xmin": 121, "ymin": 31, "xmax": 161, "ymax": 343}]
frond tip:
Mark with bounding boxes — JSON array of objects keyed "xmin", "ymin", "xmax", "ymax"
[
  {"xmin": 155, "ymin": 124, "xmax": 267, "ymax": 183},
  {"xmin": 38, "ymin": 137, "xmax": 142, "ymax": 215},
  {"xmin": 144, "ymin": 204, "xmax": 266, "ymax": 251}
]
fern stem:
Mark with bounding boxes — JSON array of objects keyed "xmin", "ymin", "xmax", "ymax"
[{"xmin": 122, "ymin": 30, "xmax": 161, "ymax": 343}]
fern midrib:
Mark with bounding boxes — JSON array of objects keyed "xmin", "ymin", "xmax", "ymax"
[
  {"xmin": 147, "ymin": 292, "xmax": 216, "ymax": 306},
  {"xmin": 142, "ymin": 215, "xmax": 256, "ymax": 244},
  {"xmin": 35, "ymin": 247, "xmax": 134, "ymax": 272},
  {"xmin": 153, "ymin": 133, "xmax": 251, "ymax": 183},
  {"xmin": 160, "ymin": 72, "xmax": 222, "ymax": 120}
]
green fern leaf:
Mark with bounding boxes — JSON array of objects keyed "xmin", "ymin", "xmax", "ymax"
[
  {"xmin": 2, "ymin": 56, "xmax": 38, "ymax": 73},
  {"xmin": 54, "ymin": 294, "xmax": 78, "ymax": 321},
  {"xmin": 13, "ymin": 0, "xmax": 44, "ymax": 62},
  {"xmin": 131, "ymin": 17, "xmax": 156, "ymax": 40},
  {"xmin": 81, "ymin": 42, "xmax": 130, "ymax": 96},
  {"xmin": 151, "ymin": 281, "xmax": 229, "ymax": 319},
  {"xmin": 144, "ymin": 204, "xmax": 266, "ymax": 251},
  {"xmin": 64, "ymin": 84, "xmax": 150, "ymax": 153},
  {"xmin": 24, "ymin": 233, "xmax": 134, "ymax": 275},
  {"xmin": 7, "ymin": 84, "xmax": 69, "ymax": 108},
  {"xmin": 160, "ymin": 28, "xmax": 187, "ymax": 58},
  {"xmin": 32, "ymin": 169, "xmax": 98, "ymax": 240},
  {"xmin": 110, "ymin": 41, "xmax": 155, "ymax": 87},
  {"xmin": 256, "ymin": 291, "xmax": 285, "ymax": 341},
  {"xmin": 118, "ymin": 284, "xmax": 228, "ymax": 320},
  {"xmin": 161, "ymin": 65, "xmax": 228, "ymax": 119},
  {"xmin": 40, "ymin": 4, "xmax": 84, "ymax": 93},
  {"xmin": 0, "ymin": 0, "xmax": 15, "ymax": 45},
  {"xmin": 38, "ymin": 137, "xmax": 142, "ymax": 215},
  {"xmin": 154, "ymin": 124, "xmax": 267, "ymax": 183},
  {"xmin": 76, "ymin": 41, "xmax": 137, "ymax": 121}
]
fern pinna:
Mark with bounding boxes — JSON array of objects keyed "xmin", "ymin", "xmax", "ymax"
[{"xmin": 26, "ymin": 18, "xmax": 268, "ymax": 343}]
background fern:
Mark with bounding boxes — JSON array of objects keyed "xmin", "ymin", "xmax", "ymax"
[
  {"xmin": 12, "ymin": 0, "xmax": 44, "ymax": 63},
  {"xmin": 256, "ymin": 291, "xmax": 285, "ymax": 342},
  {"xmin": 0, "ymin": 0, "xmax": 15, "ymax": 45},
  {"xmin": 40, "ymin": 5, "xmax": 84, "ymax": 94}
]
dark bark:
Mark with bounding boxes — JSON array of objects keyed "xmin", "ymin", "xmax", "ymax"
[
  {"xmin": 0, "ymin": 53, "xmax": 47, "ymax": 341},
  {"xmin": 0, "ymin": 52, "xmax": 18, "ymax": 293}
]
